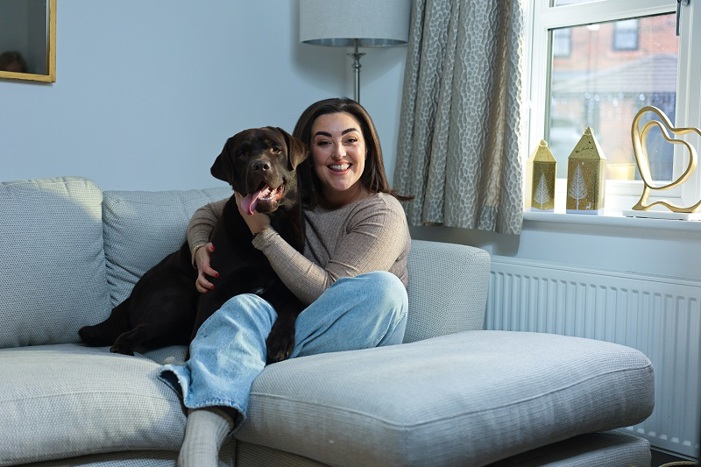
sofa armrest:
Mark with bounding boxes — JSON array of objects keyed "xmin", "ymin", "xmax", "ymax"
[{"xmin": 403, "ymin": 240, "xmax": 491, "ymax": 343}]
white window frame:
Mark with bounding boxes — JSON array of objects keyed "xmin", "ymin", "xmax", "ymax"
[{"xmin": 524, "ymin": 0, "xmax": 701, "ymax": 214}]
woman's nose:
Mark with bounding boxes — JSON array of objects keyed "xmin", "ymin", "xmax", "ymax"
[{"xmin": 331, "ymin": 143, "xmax": 344, "ymax": 159}]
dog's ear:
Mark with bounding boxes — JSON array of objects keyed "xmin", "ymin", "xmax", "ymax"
[
  {"xmin": 273, "ymin": 127, "xmax": 308, "ymax": 170},
  {"xmin": 210, "ymin": 137, "xmax": 236, "ymax": 185}
]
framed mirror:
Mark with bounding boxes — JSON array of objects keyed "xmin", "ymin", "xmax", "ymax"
[{"xmin": 0, "ymin": 0, "xmax": 56, "ymax": 83}]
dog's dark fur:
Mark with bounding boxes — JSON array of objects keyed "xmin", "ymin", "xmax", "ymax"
[{"xmin": 79, "ymin": 127, "xmax": 307, "ymax": 363}]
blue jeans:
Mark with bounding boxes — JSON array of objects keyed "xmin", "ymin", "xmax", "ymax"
[{"xmin": 159, "ymin": 271, "xmax": 408, "ymax": 423}]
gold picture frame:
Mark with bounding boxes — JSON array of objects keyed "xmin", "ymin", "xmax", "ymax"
[{"xmin": 0, "ymin": 0, "xmax": 56, "ymax": 83}]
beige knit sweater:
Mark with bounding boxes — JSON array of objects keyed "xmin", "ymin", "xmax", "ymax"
[{"xmin": 187, "ymin": 193, "xmax": 410, "ymax": 306}]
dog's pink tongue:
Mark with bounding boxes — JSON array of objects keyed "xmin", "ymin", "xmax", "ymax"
[{"xmin": 241, "ymin": 189, "xmax": 263, "ymax": 215}]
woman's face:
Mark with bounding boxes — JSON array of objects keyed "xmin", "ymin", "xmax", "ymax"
[{"xmin": 310, "ymin": 111, "xmax": 368, "ymax": 206}]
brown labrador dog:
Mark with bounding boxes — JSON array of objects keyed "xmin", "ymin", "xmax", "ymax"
[{"xmin": 79, "ymin": 127, "xmax": 307, "ymax": 363}]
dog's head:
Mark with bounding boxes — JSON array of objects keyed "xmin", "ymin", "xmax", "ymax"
[{"xmin": 211, "ymin": 127, "xmax": 308, "ymax": 214}]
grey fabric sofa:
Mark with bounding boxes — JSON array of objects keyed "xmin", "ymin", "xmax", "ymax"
[{"xmin": 0, "ymin": 176, "xmax": 654, "ymax": 466}]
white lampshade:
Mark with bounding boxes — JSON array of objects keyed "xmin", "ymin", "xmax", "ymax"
[{"xmin": 299, "ymin": 0, "xmax": 411, "ymax": 47}]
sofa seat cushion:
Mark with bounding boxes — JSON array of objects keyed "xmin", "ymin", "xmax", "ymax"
[
  {"xmin": 0, "ymin": 176, "xmax": 110, "ymax": 348},
  {"xmin": 237, "ymin": 330, "xmax": 654, "ymax": 467},
  {"xmin": 0, "ymin": 344, "xmax": 186, "ymax": 466}
]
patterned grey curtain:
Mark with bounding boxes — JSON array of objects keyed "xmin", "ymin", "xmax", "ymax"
[{"xmin": 394, "ymin": 0, "xmax": 525, "ymax": 235}]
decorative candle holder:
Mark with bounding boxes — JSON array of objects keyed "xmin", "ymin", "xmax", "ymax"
[
  {"xmin": 525, "ymin": 140, "xmax": 556, "ymax": 212},
  {"xmin": 566, "ymin": 127, "xmax": 606, "ymax": 214}
]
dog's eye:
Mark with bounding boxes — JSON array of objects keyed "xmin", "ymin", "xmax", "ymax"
[{"xmin": 271, "ymin": 146, "xmax": 282, "ymax": 154}]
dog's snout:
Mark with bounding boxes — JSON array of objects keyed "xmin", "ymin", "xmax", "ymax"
[{"xmin": 252, "ymin": 160, "xmax": 271, "ymax": 172}]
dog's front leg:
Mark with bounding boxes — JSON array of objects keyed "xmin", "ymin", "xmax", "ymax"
[{"xmin": 265, "ymin": 289, "xmax": 303, "ymax": 364}]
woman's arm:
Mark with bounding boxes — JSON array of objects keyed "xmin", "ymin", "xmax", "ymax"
[
  {"xmin": 187, "ymin": 198, "xmax": 226, "ymax": 292},
  {"xmin": 187, "ymin": 199, "xmax": 226, "ymax": 257},
  {"xmin": 253, "ymin": 195, "xmax": 409, "ymax": 305}
]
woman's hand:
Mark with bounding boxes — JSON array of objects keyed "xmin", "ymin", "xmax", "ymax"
[
  {"xmin": 194, "ymin": 242, "xmax": 219, "ymax": 293},
  {"xmin": 235, "ymin": 192, "xmax": 271, "ymax": 235}
]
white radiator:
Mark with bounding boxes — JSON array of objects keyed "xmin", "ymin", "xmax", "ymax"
[{"xmin": 486, "ymin": 256, "xmax": 701, "ymax": 458}]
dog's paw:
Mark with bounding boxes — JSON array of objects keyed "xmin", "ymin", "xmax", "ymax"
[
  {"xmin": 266, "ymin": 324, "xmax": 295, "ymax": 364},
  {"xmin": 78, "ymin": 325, "xmax": 109, "ymax": 346},
  {"xmin": 77, "ymin": 326, "xmax": 94, "ymax": 343},
  {"xmin": 109, "ymin": 342, "xmax": 135, "ymax": 356}
]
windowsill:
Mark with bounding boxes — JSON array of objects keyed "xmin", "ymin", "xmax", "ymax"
[{"xmin": 523, "ymin": 209, "xmax": 701, "ymax": 232}]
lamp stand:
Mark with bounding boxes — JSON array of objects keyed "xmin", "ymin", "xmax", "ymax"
[{"xmin": 347, "ymin": 39, "xmax": 366, "ymax": 103}]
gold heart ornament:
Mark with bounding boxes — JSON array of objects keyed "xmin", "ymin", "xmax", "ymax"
[{"xmin": 631, "ymin": 106, "xmax": 701, "ymax": 213}]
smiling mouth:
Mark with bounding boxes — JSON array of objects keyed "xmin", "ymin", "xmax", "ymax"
[{"xmin": 328, "ymin": 163, "xmax": 351, "ymax": 172}]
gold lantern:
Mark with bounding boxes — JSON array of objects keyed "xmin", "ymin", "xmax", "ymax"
[
  {"xmin": 566, "ymin": 127, "xmax": 606, "ymax": 214},
  {"xmin": 525, "ymin": 140, "xmax": 556, "ymax": 212}
]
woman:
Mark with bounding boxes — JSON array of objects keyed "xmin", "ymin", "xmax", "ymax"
[{"xmin": 160, "ymin": 97, "xmax": 412, "ymax": 467}]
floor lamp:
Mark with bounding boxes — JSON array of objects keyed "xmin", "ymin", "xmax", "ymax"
[{"xmin": 299, "ymin": 0, "xmax": 411, "ymax": 103}]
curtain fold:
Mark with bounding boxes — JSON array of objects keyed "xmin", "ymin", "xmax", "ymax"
[{"xmin": 395, "ymin": 0, "xmax": 525, "ymax": 235}]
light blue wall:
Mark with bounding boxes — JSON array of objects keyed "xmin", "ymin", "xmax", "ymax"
[
  {"xmin": 0, "ymin": 0, "xmax": 407, "ymax": 191},
  {"xmin": 6, "ymin": 1, "xmax": 696, "ymax": 282}
]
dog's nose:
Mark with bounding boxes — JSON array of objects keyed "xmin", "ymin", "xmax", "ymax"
[{"xmin": 252, "ymin": 160, "xmax": 271, "ymax": 172}]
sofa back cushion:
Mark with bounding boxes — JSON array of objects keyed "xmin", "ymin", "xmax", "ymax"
[
  {"xmin": 404, "ymin": 240, "xmax": 490, "ymax": 342},
  {"xmin": 0, "ymin": 177, "xmax": 111, "ymax": 348},
  {"xmin": 103, "ymin": 186, "xmax": 232, "ymax": 307},
  {"xmin": 101, "ymin": 187, "xmax": 491, "ymax": 342}
]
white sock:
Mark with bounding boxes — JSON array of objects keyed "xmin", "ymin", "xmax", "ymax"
[{"xmin": 177, "ymin": 407, "xmax": 235, "ymax": 467}]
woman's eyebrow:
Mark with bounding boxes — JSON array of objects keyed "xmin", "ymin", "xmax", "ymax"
[{"xmin": 313, "ymin": 128, "xmax": 359, "ymax": 138}]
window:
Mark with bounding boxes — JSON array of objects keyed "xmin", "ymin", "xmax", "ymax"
[
  {"xmin": 613, "ymin": 19, "xmax": 639, "ymax": 50},
  {"xmin": 549, "ymin": 16, "xmax": 676, "ymax": 181},
  {"xmin": 526, "ymin": 0, "xmax": 701, "ymax": 213},
  {"xmin": 552, "ymin": 28, "xmax": 571, "ymax": 57}
]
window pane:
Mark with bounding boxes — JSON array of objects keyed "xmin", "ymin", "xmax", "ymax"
[
  {"xmin": 553, "ymin": 29, "xmax": 571, "ymax": 57},
  {"xmin": 613, "ymin": 19, "xmax": 639, "ymax": 51},
  {"xmin": 547, "ymin": 14, "xmax": 678, "ymax": 181}
]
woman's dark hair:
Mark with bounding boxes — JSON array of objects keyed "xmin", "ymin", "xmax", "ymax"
[{"xmin": 293, "ymin": 97, "xmax": 412, "ymax": 208}]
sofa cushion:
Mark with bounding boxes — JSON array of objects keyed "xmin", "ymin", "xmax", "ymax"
[
  {"xmin": 102, "ymin": 186, "xmax": 231, "ymax": 307},
  {"xmin": 489, "ymin": 430, "xmax": 651, "ymax": 466},
  {"xmin": 236, "ymin": 330, "xmax": 654, "ymax": 466},
  {"xmin": 405, "ymin": 240, "xmax": 490, "ymax": 343},
  {"xmin": 234, "ymin": 430, "xmax": 651, "ymax": 467},
  {"xmin": 0, "ymin": 177, "xmax": 111, "ymax": 348},
  {"xmin": 0, "ymin": 344, "xmax": 187, "ymax": 466}
]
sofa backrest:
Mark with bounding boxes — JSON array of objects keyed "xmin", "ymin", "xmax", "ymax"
[
  {"xmin": 102, "ymin": 186, "xmax": 492, "ymax": 342},
  {"xmin": 405, "ymin": 240, "xmax": 490, "ymax": 342},
  {"xmin": 0, "ymin": 177, "xmax": 111, "ymax": 348},
  {"xmin": 103, "ymin": 187, "xmax": 490, "ymax": 342},
  {"xmin": 0, "ymin": 176, "xmax": 490, "ymax": 349}
]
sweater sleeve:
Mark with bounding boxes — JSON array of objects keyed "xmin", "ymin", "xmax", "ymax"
[
  {"xmin": 252, "ymin": 195, "xmax": 409, "ymax": 305},
  {"xmin": 187, "ymin": 198, "xmax": 227, "ymax": 260}
]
